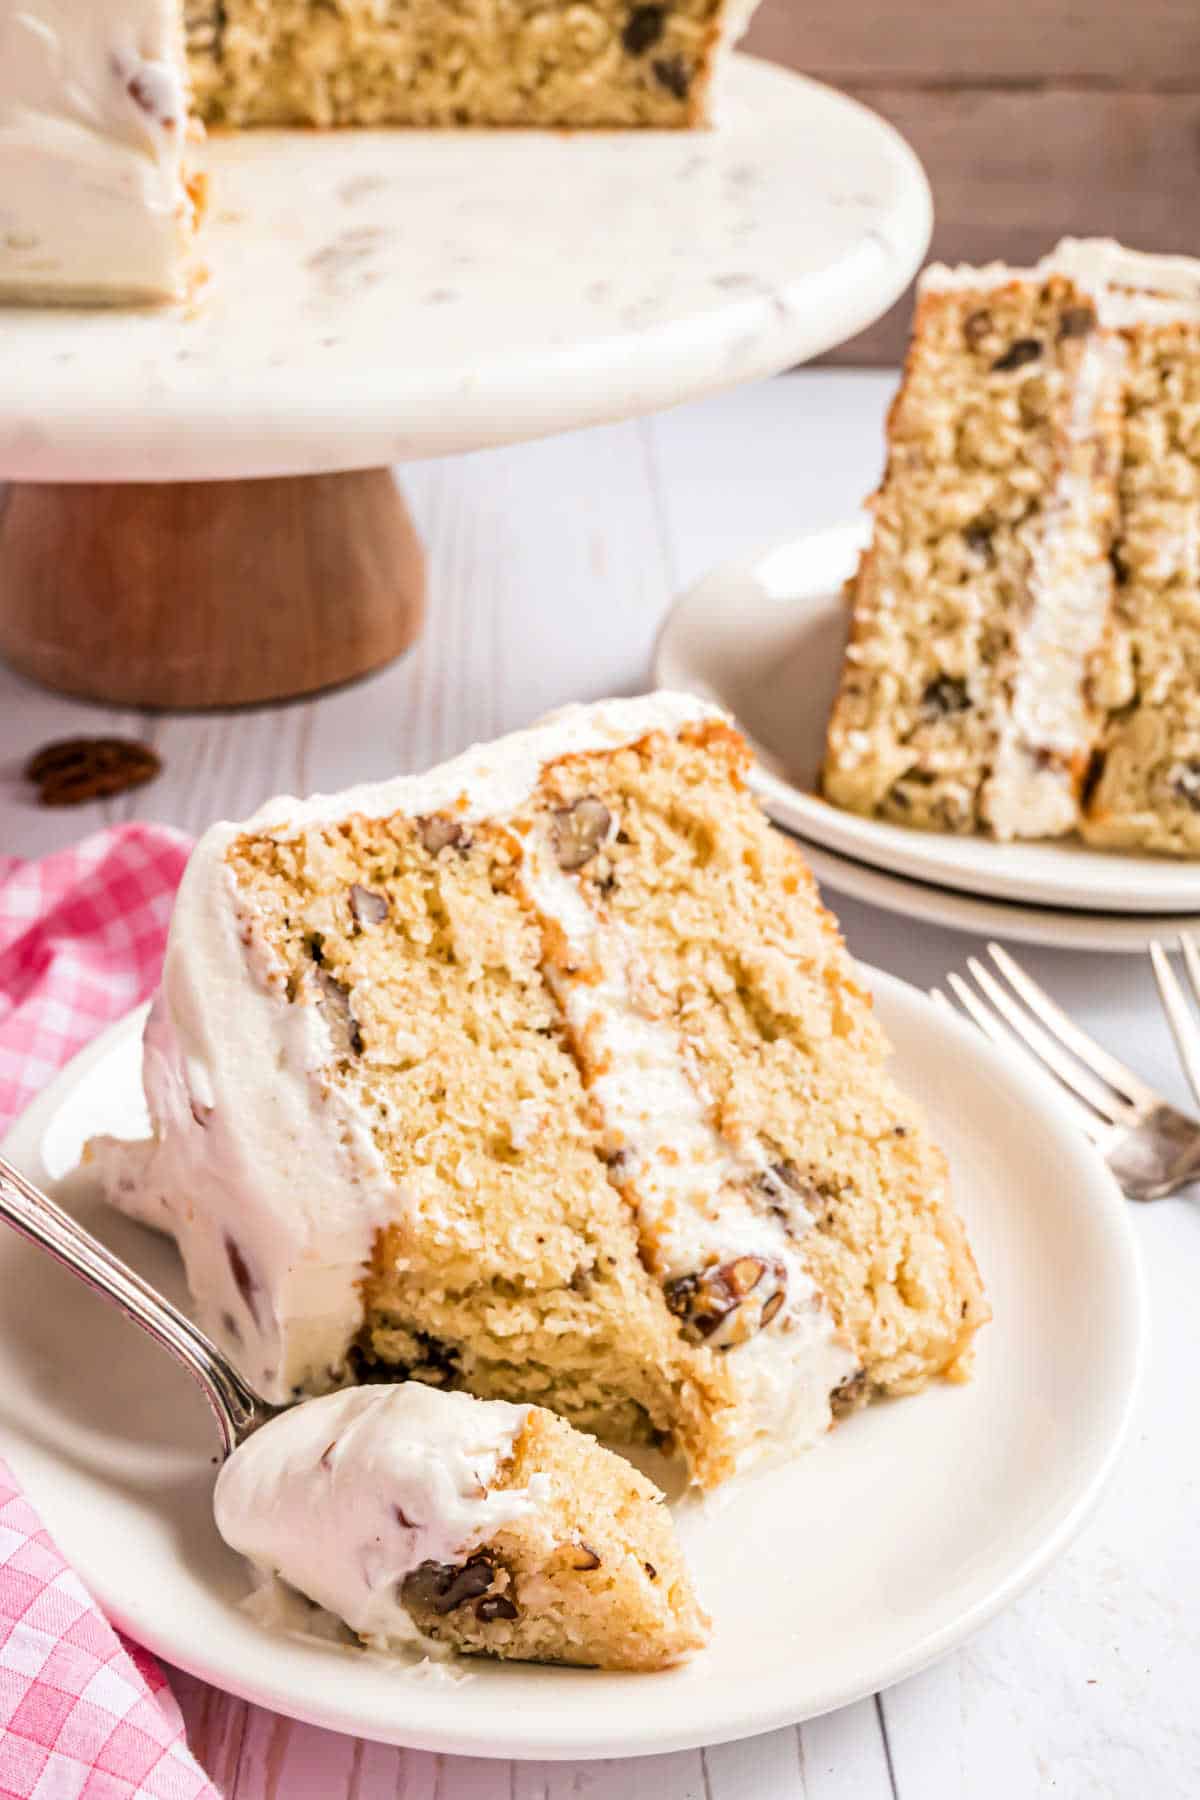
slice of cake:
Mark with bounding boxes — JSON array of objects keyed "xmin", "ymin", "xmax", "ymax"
[
  {"xmin": 215, "ymin": 1382, "xmax": 708, "ymax": 1670},
  {"xmin": 822, "ymin": 239, "xmax": 1200, "ymax": 852},
  {"xmin": 90, "ymin": 694, "xmax": 987, "ymax": 1490},
  {"xmin": 0, "ymin": 1, "xmax": 205, "ymax": 304},
  {"xmin": 1, "ymin": 2, "xmax": 760, "ymax": 305}
]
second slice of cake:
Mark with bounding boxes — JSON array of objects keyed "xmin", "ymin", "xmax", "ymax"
[{"xmin": 91, "ymin": 694, "xmax": 987, "ymax": 1489}]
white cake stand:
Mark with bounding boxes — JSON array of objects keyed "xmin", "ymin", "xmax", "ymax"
[{"xmin": 0, "ymin": 56, "xmax": 930, "ymax": 708}]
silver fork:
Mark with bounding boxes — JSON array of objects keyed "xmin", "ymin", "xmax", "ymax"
[
  {"xmin": 0, "ymin": 1151, "xmax": 281, "ymax": 1453},
  {"xmin": 933, "ymin": 940, "xmax": 1200, "ymax": 1202}
]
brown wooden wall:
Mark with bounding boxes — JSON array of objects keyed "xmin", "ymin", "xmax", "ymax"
[{"xmin": 742, "ymin": 0, "xmax": 1200, "ymax": 364}]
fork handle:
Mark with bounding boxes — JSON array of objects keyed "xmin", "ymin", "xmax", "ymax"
[{"xmin": 0, "ymin": 1153, "xmax": 270, "ymax": 1456}]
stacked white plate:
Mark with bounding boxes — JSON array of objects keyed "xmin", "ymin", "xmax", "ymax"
[{"xmin": 655, "ymin": 521, "xmax": 1200, "ymax": 953}]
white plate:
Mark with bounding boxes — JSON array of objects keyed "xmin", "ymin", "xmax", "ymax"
[
  {"xmin": 654, "ymin": 521, "xmax": 1200, "ymax": 915},
  {"xmin": 0, "ymin": 984, "xmax": 1143, "ymax": 1761},
  {"xmin": 0, "ymin": 60, "xmax": 930, "ymax": 482},
  {"xmin": 800, "ymin": 839, "xmax": 1200, "ymax": 955}
]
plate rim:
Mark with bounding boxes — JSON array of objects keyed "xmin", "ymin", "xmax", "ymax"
[
  {"xmin": 797, "ymin": 837, "xmax": 1200, "ymax": 955},
  {"xmin": 0, "ymin": 978, "xmax": 1147, "ymax": 1759},
  {"xmin": 653, "ymin": 518, "xmax": 1200, "ymax": 915}
]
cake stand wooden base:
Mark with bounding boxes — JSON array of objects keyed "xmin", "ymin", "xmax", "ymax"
[{"xmin": 0, "ymin": 470, "xmax": 426, "ymax": 709}]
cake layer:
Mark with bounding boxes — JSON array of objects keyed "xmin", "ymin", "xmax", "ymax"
[
  {"xmin": 186, "ymin": 0, "xmax": 756, "ymax": 129},
  {"xmin": 214, "ymin": 1382, "xmax": 708, "ymax": 1669},
  {"xmin": 91, "ymin": 694, "xmax": 987, "ymax": 1489},
  {"xmin": 0, "ymin": 0, "xmax": 200, "ymax": 304},
  {"xmin": 824, "ymin": 238, "xmax": 1200, "ymax": 853}
]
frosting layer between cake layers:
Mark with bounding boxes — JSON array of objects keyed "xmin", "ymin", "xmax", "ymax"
[
  {"xmin": 517, "ymin": 826, "xmax": 854, "ymax": 1459},
  {"xmin": 90, "ymin": 693, "xmax": 854, "ymax": 1468},
  {"xmin": 0, "ymin": 0, "xmax": 197, "ymax": 303},
  {"xmin": 214, "ymin": 1383, "xmax": 544, "ymax": 1649}
]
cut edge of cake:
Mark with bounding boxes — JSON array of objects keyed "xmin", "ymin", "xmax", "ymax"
[
  {"xmin": 189, "ymin": 0, "xmax": 762, "ymax": 131},
  {"xmin": 89, "ymin": 692, "xmax": 987, "ymax": 1491}
]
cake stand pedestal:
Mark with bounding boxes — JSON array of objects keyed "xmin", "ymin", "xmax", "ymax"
[
  {"xmin": 0, "ymin": 56, "xmax": 930, "ymax": 710},
  {"xmin": 0, "ymin": 474, "xmax": 423, "ymax": 708}
]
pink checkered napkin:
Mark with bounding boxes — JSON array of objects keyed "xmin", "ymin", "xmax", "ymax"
[
  {"xmin": 0, "ymin": 826, "xmax": 218, "ymax": 1800},
  {"xmin": 0, "ymin": 1466, "xmax": 216, "ymax": 1800},
  {"xmin": 0, "ymin": 824, "xmax": 191, "ymax": 1130}
]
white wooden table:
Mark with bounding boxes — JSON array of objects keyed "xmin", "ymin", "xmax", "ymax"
[{"xmin": 2, "ymin": 373, "xmax": 1197, "ymax": 1799}]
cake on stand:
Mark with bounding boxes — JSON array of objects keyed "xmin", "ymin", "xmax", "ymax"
[{"xmin": 0, "ymin": 56, "xmax": 930, "ymax": 710}]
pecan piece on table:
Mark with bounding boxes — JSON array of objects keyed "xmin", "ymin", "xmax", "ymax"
[{"xmin": 25, "ymin": 737, "xmax": 161, "ymax": 807}]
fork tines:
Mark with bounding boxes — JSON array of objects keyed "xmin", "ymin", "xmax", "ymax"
[
  {"xmin": 1149, "ymin": 934, "xmax": 1200, "ymax": 1106},
  {"xmin": 931, "ymin": 941, "xmax": 1161, "ymax": 1143}
]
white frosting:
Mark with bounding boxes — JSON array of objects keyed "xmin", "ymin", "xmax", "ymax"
[
  {"xmin": 518, "ymin": 826, "xmax": 856, "ymax": 1464},
  {"xmin": 921, "ymin": 238, "xmax": 1200, "ymax": 326},
  {"xmin": 93, "ymin": 693, "xmax": 721, "ymax": 1403},
  {"xmin": 984, "ymin": 329, "xmax": 1127, "ymax": 839},
  {"xmin": 214, "ymin": 1384, "xmax": 544, "ymax": 1651},
  {"xmin": 89, "ymin": 864, "xmax": 398, "ymax": 1401},
  {"xmin": 0, "ymin": 0, "xmax": 197, "ymax": 303},
  {"xmin": 1052, "ymin": 239, "xmax": 1200, "ymax": 325}
]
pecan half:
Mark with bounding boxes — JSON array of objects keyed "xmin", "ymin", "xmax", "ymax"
[
  {"xmin": 830, "ymin": 1369, "xmax": 869, "ymax": 1418},
  {"xmin": 652, "ymin": 54, "xmax": 691, "ymax": 99},
  {"xmin": 404, "ymin": 1552, "xmax": 496, "ymax": 1615},
  {"xmin": 315, "ymin": 969, "xmax": 364, "ymax": 1056},
  {"xmin": 475, "ymin": 1593, "xmax": 519, "ymax": 1622},
  {"xmin": 991, "ymin": 337, "xmax": 1042, "ymax": 374},
  {"xmin": 25, "ymin": 737, "xmax": 161, "ymax": 807},
  {"xmin": 962, "ymin": 308, "xmax": 993, "ymax": 349},
  {"xmin": 551, "ymin": 796, "xmax": 612, "ymax": 871},
  {"xmin": 962, "ymin": 522, "xmax": 995, "ymax": 564},
  {"xmin": 349, "ymin": 883, "xmax": 388, "ymax": 926},
  {"xmin": 418, "ymin": 815, "xmax": 464, "ymax": 856},
  {"xmin": 664, "ymin": 1257, "xmax": 786, "ymax": 1345},
  {"xmin": 1058, "ymin": 304, "xmax": 1097, "ymax": 340},
  {"xmin": 755, "ymin": 1161, "xmax": 821, "ymax": 1217},
  {"xmin": 921, "ymin": 675, "xmax": 971, "ymax": 718},
  {"xmin": 622, "ymin": 4, "xmax": 665, "ymax": 54},
  {"xmin": 1170, "ymin": 763, "xmax": 1200, "ymax": 812}
]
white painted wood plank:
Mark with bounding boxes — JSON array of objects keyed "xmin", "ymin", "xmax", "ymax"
[
  {"xmin": 169, "ymin": 1668, "xmax": 255, "ymax": 1794},
  {"xmin": 300, "ymin": 421, "xmax": 671, "ymax": 799},
  {"xmin": 643, "ymin": 374, "xmax": 895, "ymax": 588},
  {"xmin": 798, "ymin": 1702, "xmax": 894, "ymax": 1800},
  {"xmin": 701, "ymin": 1727, "xmax": 806, "ymax": 1799}
]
